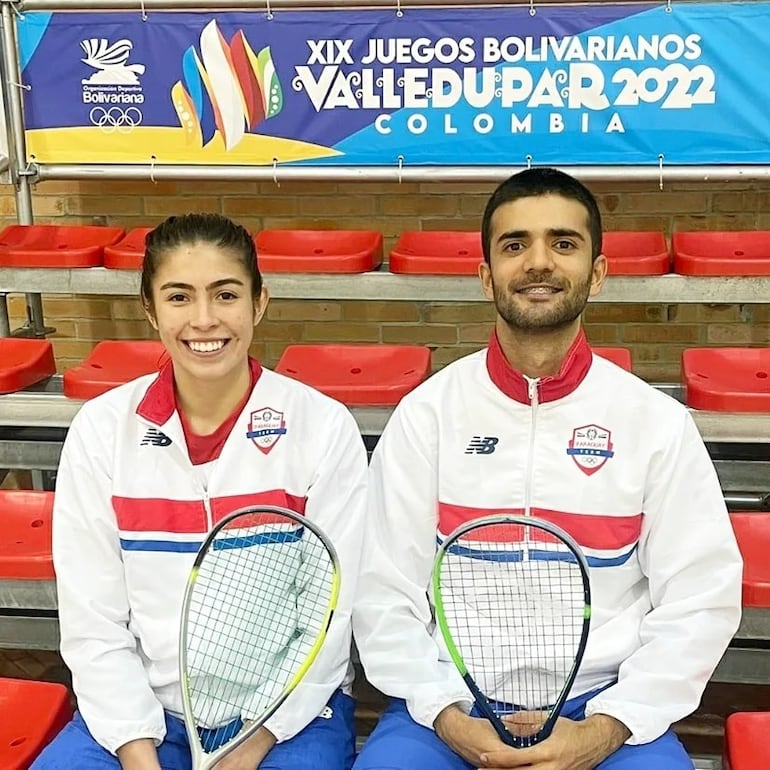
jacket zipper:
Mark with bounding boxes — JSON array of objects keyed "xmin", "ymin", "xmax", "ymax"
[
  {"xmin": 202, "ymin": 489, "xmax": 213, "ymax": 531},
  {"xmin": 523, "ymin": 376, "xmax": 540, "ymax": 519}
]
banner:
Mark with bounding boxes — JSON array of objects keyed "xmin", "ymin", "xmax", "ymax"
[{"xmin": 17, "ymin": 3, "xmax": 770, "ymax": 166}]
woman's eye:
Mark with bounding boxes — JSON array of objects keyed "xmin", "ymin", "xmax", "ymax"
[{"xmin": 218, "ymin": 291, "xmax": 238, "ymax": 301}]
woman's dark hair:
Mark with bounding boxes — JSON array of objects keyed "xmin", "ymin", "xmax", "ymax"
[
  {"xmin": 140, "ymin": 213, "xmax": 262, "ymax": 307},
  {"xmin": 481, "ymin": 168, "xmax": 602, "ymax": 264}
]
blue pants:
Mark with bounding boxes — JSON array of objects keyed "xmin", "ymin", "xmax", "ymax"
[
  {"xmin": 31, "ymin": 689, "xmax": 355, "ymax": 770},
  {"xmin": 353, "ymin": 688, "xmax": 693, "ymax": 770}
]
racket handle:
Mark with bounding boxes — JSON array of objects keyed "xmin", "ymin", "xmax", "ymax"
[{"xmin": 462, "ymin": 674, "xmax": 515, "ymax": 747}]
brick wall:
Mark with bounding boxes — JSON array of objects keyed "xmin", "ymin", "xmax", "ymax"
[{"xmin": 4, "ymin": 178, "xmax": 770, "ymax": 382}]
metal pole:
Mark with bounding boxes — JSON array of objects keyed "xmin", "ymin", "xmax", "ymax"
[
  {"xmin": 0, "ymin": 293, "xmax": 10, "ymax": 336},
  {"xmin": 1, "ymin": 2, "xmax": 47, "ymax": 337},
  {"xmin": 14, "ymin": 0, "xmax": 753, "ymax": 10},
  {"xmin": 722, "ymin": 493, "xmax": 770, "ymax": 511},
  {"xmin": 33, "ymin": 162, "xmax": 770, "ymax": 184}
]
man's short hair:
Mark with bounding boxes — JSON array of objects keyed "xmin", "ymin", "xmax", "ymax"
[{"xmin": 481, "ymin": 168, "xmax": 603, "ymax": 264}]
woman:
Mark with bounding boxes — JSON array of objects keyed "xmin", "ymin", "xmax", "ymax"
[{"xmin": 33, "ymin": 213, "xmax": 368, "ymax": 770}]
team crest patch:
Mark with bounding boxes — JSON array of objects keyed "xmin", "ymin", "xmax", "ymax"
[
  {"xmin": 566, "ymin": 424, "xmax": 614, "ymax": 476},
  {"xmin": 246, "ymin": 407, "xmax": 287, "ymax": 455}
]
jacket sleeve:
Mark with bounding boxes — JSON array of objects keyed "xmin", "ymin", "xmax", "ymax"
[
  {"xmin": 584, "ymin": 409, "xmax": 743, "ymax": 744},
  {"xmin": 352, "ymin": 400, "xmax": 474, "ymax": 730},
  {"xmin": 53, "ymin": 407, "xmax": 167, "ymax": 755},
  {"xmin": 263, "ymin": 405, "xmax": 368, "ymax": 742}
]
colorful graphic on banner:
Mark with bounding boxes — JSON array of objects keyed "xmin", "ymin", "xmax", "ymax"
[{"xmin": 17, "ymin": 3, "xmax": 770, "ymax": 166}]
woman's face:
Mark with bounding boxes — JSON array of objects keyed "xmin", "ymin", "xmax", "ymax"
[{"xmin": 145, "ymin": 240, "xmax": 268, "ymax": 386}]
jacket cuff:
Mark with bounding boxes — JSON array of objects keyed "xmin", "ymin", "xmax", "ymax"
[
  {"xmin": 103, "ymin": 725, "xmax": 166, "ymax": 756},
  {"xmin": 408, "ymin": 691, "xmax": 474, "ymax": 731},
  {"xmin": 583, "ymin": 697, "xmax": 664, "ymax": 746}
]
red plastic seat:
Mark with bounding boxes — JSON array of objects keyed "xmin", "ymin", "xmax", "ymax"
[
  {"xmin": 729, "ymin": 513, "xmax": 770, "ymax": 608},
  {"xmin": 673, "ymin": 231, "xmax": 770, "ymax": 275},
  {"xmin": 0, "ymin": 339, "xmax": 56, "ymax": 394},
  {"xmin": 724, "ymin": 711, "xmax": 770, "ymax": 770},
  {"xmin": 682, "ymin": 348, "xmax": 770, "ymax": 412},
  {"xmin": 0, "ymin": 224, "xmax": 124, "ymax": 268},
  {"xmin": 602, "ymin": 231, "xmax": 670, "ymax": 275},
  {"xmin": 0, "ymin": 677, "xmax": 72, "ymax": 769},
  {"xmin": 255, "ymin": 230, "xmax": 383, "ymax": 273},
  {"xmin": 593, "ymin": 347, "xmax": 632, "ymax": 371},
  {"xmin": 389, "ymin": 231, "xmax": 483, "ymax": 275},
  {"xmin": 0, "ymin": 490, "xmax": 54, "ymax": 580},
  {"xmin": 275, "ymin": 345, "xmax": 431, "ymax": 405},
  {"xmin": 104, "ymin": 227, "xmax": 153, "ymax": 270},
  {"xmin": 63, "ymin": 340, "xmax": 166, "ymax": 400}
]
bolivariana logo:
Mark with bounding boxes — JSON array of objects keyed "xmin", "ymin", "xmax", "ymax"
[{"xmin": 80, "ymin": 38, "xmax": 146, "ymax": 85}]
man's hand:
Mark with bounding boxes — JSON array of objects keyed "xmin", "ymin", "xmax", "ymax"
[
  {"xmin": 433, "ymin": 704, "xmax": 522, "ymax": 767},
  {"xmin": 479, "ymin": 714, "xmax": 631, "ymax": 770},
  {"xmin": 213, "ymin": 726, "xmax": 276, "ymax": 770}
]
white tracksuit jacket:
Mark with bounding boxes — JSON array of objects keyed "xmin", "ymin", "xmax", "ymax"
[
  {"xmin": 53, "ymin": 362, "xmax": 368, "ymax": 755},
  {"xmin": 353, "ymin": 331, "xmax": 742, "ymax": 746}
]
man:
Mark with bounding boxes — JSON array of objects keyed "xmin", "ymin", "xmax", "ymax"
[{"xmin": 352, "ymin": 168, "xmax": 742, "ymax": 770}]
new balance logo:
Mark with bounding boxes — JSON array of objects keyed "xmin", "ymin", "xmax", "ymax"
[
  {"xmin": 140, "ymin": 428, "xmax": 172, "ymax": 447},
  {"xmin": 464, "ymin": 436, "xmax": 499, "ymax": 455}
]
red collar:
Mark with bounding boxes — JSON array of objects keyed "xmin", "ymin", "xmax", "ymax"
[
  {"xmin": 137, "ymin": 357, "xmax": 263, "ymax": 425},
  {"xmin": 485, "ymin": 329, "xmax": 592, "ymax": 404}
]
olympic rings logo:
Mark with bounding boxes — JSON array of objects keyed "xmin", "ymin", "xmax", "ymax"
[{"xmin": 88, "ymin": 106, "xmax": 143, "ymax": 134}]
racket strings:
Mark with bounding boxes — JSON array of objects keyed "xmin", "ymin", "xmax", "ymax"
[
  {"xmin": 185, "ymin": 517, "xmax": 334, "ymax": 745},
  {"xmin": 440, "ymin": 521, "xmax": 586, "ymax": 744}
]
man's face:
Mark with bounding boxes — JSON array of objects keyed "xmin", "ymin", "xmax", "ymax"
[{"xmin": 479, "ymin": 194, "xmax": 607, "ymax": 332}]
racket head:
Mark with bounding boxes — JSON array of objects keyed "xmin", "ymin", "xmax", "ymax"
[
  {"xmin": 432, "ymin": 514, "xmax": 591, "ymax": 748},
  {"xmin": 179, "ymin": 504, "xmax": 340, "ymax": 769}
]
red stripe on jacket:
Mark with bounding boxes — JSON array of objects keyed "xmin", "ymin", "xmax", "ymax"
[
  {"xmin": 113, "ymin": 490, "xmax": 307, "ymax": 533},
  {"xmin": 438, "ymin": 502, "xmax": 642, "ymax": 551}
]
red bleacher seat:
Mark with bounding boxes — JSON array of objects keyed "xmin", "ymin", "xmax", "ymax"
[
  {"xmin": 104, "ymin": 227, "xmax": 153, "ymax": 270},
  {"xmin": 730, "ymin": 512, "xmax": 770, "ymax": 608},
  {"xmin": 389, "ymin": 231, "xmax": 483, "ymax": 275},
  {"xmin": 0, "ymin": 677, "xmax": 72, "ymax": 769},
  {"xmin": 63, "ymin": 340, "xmax": 166, "ymax": 400},
  {"xmin": 683, "ymin": 348, "xmax": 770, "ymax": 412},
  {"xmin": 0, "ymin": 224, "xmax": 124, "ymax": 268},
  {"xmin": 255, "ymin": 230, "xmax": 383, "ymax": 273},
  {"xmin": 275, "ymin": 344, "xmax": 431, "ymax": 406},
  {"xmin": 724, "ymin": 711, "xmax": 770, "ymax": 770},
  {"xmin": 388, "ymin": 231, "xmax": 669, "ymax": 276},
  {"xmin": 0, "ymin": 339, "xmax": 56, "ymax": 394},
  {"xmin": 602, "ymin": 231, "xmax": 671, "ymax": 275},
  {"xmin": 0, "ymin": 490, "xmax": 54, "ymax": 581},
  {"xmin": 593, "ymin": 347, "xmax": 633, "ymax": 371},
  {"xmin": 673, "ymin": 231, "xmax": 770, "ymax": 275}
]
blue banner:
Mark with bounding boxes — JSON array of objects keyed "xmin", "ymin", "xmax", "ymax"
[{"xmin": 17, "ymin": 3, "xmax": 770, "ymax": 166}]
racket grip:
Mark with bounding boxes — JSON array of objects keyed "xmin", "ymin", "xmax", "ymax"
[{"xmin": 462, "ymin": 674, "xmax": 515, "ymax": 747}]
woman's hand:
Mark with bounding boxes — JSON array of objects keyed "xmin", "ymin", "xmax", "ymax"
[{"xmin": 116, "ymin": 738, "xmax": 163, "ymax": 770}]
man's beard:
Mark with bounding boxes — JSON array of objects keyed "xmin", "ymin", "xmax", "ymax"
[{"xmin": 492, "ymin": 271, "xmax": 592, "ymax": 332}]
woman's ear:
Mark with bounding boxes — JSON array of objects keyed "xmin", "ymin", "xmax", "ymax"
[
  {"xmin": 253, "ymin": 286, "xmax": 270, "ymax": 326},
  {"xmin": 142, "ymin": 298, "xmax": 158, "ymax": 330}
]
